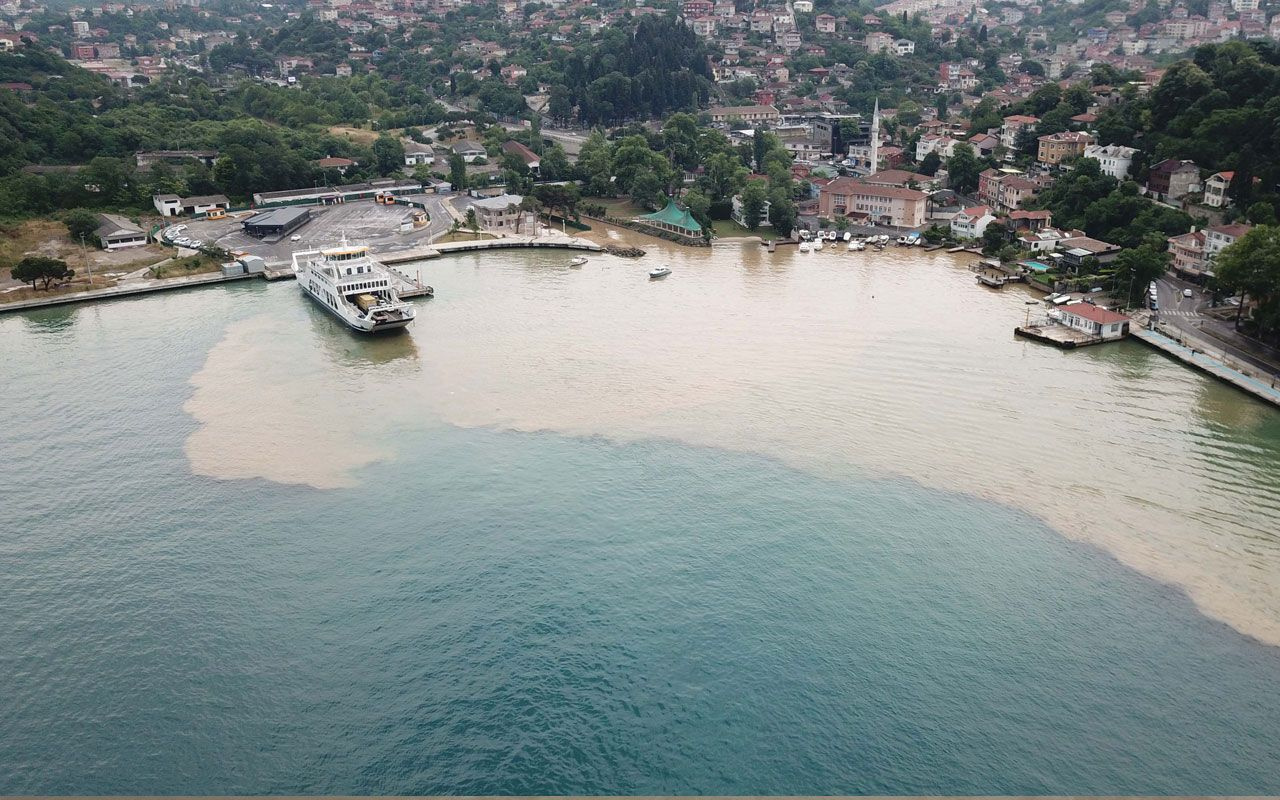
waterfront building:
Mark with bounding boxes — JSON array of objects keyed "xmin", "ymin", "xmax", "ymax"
[
  {"xmin": 94, "ymin": 213, "xmax": 148, "ymax": 250},
  {"xmin": 467, "ymin": 194, "xmax": 532, "ymax": 233},
  {"xmin": 634, "ymin": 200, "xmax": 706, "ymax": 239},
  {"xmin": 950, "ymin": 205, "xmax": 996, "ymax": 239},
  {"xmin": 818, "ymin": 178, "xmax": 927, "ymax": 228},
  {"xmin": 1058, "ymin": 303, "xmax": 1130, "ymax": 340}
]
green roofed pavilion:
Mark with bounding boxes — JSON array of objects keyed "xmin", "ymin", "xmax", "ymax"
[{"xmin": 636, "ymin": 199, "xmax": 704, "ymax": 237}]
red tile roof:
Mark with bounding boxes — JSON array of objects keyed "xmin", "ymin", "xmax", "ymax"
[{"xmin": 1062, "ymin": 304, "xmax": 1129, "ymax": 325}]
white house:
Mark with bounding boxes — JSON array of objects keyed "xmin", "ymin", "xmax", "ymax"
[
  {"xmin": 467, "ymin": 193, "xmax": 532, "ymax": 233},
  {"xmin": 1083, "ymin": 144, "xmax": 1137, "ymax": 180},
  {"xmin": 1204, "ymin": 223, "xmax": 1252, "ymax": 259},
  {"xmin": 404, "ymin": 141, "xmax": 435, "ymax": 166},
  {"xmin": 1017, "ymin": 227, "xmax": 1071, "ymax": 253},
  {"xmin": 1203, "ymin": 171, "xmax": 1233, "ymax": 208},
  {"xmin": 1057, "ymin": 303, "xmax": 1130, "ymax": 340},
  {"xmin": 731, "ymin": 193, "xmax": 771, "ymax": 228},
  {"xmin": 452, "ymin": 140, "xmax": 487, "ymax": 163},
  {"xmin": 950, "ymin": 204, "xmax": 996, "ymax": 239}
]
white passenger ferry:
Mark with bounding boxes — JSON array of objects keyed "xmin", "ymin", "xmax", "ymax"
[{"xmin": 292, "ymin": 240, "xmax": 416, "ymax": 333}]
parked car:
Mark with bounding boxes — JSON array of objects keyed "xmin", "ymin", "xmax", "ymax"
[
  {"xmin": 290, "ymin": 234, "xmax": 302, "ymax": 242},
  {"xmin": 1183, "ymin": 288, "xmax": 1193, "ymax": 298}
]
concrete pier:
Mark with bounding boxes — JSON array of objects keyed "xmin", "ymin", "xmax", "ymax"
[
  {"xmin": 0, "ymin": 271, "xmax": 256, "ymax": 314},
  {"xmin": 1130, "ymin": 326, "xmax": 1280, "ymax": 408}
]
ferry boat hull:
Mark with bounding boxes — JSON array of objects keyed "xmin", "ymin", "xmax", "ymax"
[{"xmin": 301, "ymin": 288, "xmax": 414, "ymax": 332}]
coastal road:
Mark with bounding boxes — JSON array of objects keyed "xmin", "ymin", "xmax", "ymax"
[{"xmin": 1154, "ymin": 276, "xmax": 1280, "ymax": 381}]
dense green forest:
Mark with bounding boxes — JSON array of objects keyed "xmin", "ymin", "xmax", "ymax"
[
  {"xmin": 556, "ymin": 17, "xmax": 713, "ymax": 125},
  {"xmin": 0, "ymin": 45, "xmax": 458, "ymax": 213},
  {"xmin": 1092, "ymin": 41, "xmax": 1280, "ymax": 210}
]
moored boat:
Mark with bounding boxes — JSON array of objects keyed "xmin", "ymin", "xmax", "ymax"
[
  {"xmin": 649, "ymin": 265, "xmax": 672, "ymax": 279},
  {"xmin": 292, "ymin": 239, "xmax": 418, "ymax": 333}
]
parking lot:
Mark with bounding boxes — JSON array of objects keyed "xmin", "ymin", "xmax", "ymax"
[{"xmin": 176, "ymin": 197, "xmax": 459, "ymax": 265}]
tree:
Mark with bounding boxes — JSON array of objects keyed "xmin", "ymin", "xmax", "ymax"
[
  {"xmin": 740, "ymin": 178, "xmax": 768, "ymax": 231},
  {"xmin": 1111, "ymin": 243, "xmax": 1170, "ymax": 307},
  {"xmin": 630, "ymin": 171, "xmax": 666, "ymax": 210},
  {"xmin": 11, "ymin": 256, "xmax": 75, "ymax": 290},
  {"xmin": 448, "ymin": 153, "xmax": 467, "ymax": 192},
  {"xmin": 1246, "ymin": 201, "xmax": 1277, "ymax": 226},
  {"xmin": 935, "ymin": 94, "xmax": 948, "ymax": 122},
  {"xmin": 577, "ymin": 130, "xmax": 616, "ymax": 196},
  {"xmin": 981, "ymin": 221, "xmax": 1008, "ymax": 255},
  {"xmin": 767, "ymin": 187, "xmax": 797, "ymax": 238},
  {"xmin": 464, "ymin": 207, "xmax": 479, "ymax": 232},
  {"xmin": 533, "ymin": 182, "xmax": 581, "ymax": 220},
  {"xmin": 62, "ymin": 209, "xmax": 99, "ymax": 244},
  {"xmin": 372, "ymin": 134, "xmax": 405, "ymax": 176},
  {"xmin": 919, "ymin": 151, "xmax": 942, "ymax": 176},
  {"xmin": 946, "ymin": 142, "xmax": 981, "ymax": 194},
  {"xmin": 538, "ymin": 144, "xmax": 570, "ymax": 181},
  {"xmin": 752, "ymin": 128, "xmax": 768, "ymax": 172},
  {"xmin": 1215, "ymin": 225, "xmax": 1280, "ymax": 339},
  {"xmin": 683, "ymin": 187, "xmax": 712, "ymax": 228}
]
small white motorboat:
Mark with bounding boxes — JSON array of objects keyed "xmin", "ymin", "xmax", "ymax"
[
  {"xmin": 798, "ymin": 241, "xmax": 812, "ymax": 253},
  {"xmin": 813, "ymin": 240, "xmax": 824, "ymax": 251},
  {"xmin": 648, "ymin": 265, "xmax": 672, "ymax": 279},
  {"xmin": 847, "ymin": 239, "xmax": 865, "ymax": 252},
  {"xmin": 843, "ymin": 231, "xmax": 852, "ymax": 242},
  {"xmin": 569, "ymin": 256, "xmax": 588, "ymax": 267}
]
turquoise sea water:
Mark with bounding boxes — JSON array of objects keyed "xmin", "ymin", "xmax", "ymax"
[{"xmin": 3, "ymin": 274, "xmax": 1280, "ymax": 794}]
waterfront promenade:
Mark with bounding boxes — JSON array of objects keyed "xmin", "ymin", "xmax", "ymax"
[{"xmin": 1130, "ymin": 324, "xmax": 1280, "ymax": 408}]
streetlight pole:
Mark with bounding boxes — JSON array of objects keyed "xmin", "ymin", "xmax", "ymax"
[{"xmin": 80, "ymin": 233, "xmax": 93, "ymax": 286}]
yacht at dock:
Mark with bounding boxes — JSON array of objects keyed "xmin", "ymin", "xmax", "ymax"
[{"xmin": 292, "ymin": 240, "xmax": 421, "ymax": 333}]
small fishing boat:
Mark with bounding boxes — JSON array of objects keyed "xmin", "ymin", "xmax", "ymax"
[
  {"xmin": 842, "ymin": 231, "xmax": 852, "ymax": 242},
  {"xmin": 813, "ymin": 240, "xmax": 824, "ymax": 251},
  {"xmin": 569, "ymin": 256, "xmax": 588, "ymax": 267},
  {"xmin": 799, "ymin": 241, "xmax": 812, "ymax": 253},
  {"xmin": 847, "ymin": 239, "xmax": 865, "ymax": 252},
  {"xmin": 648, "ymin": 265, "xmax": 672, "ymax": 279}
]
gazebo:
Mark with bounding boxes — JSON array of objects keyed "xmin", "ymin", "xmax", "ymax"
[{"xmin": 635, "ymin": 199, "xmax": 705, "ymax": 239}]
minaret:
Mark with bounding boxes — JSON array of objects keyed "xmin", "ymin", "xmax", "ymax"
[{"xmin": 869, "ymin": 97, "xmax": 881, "ymax": 175}]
